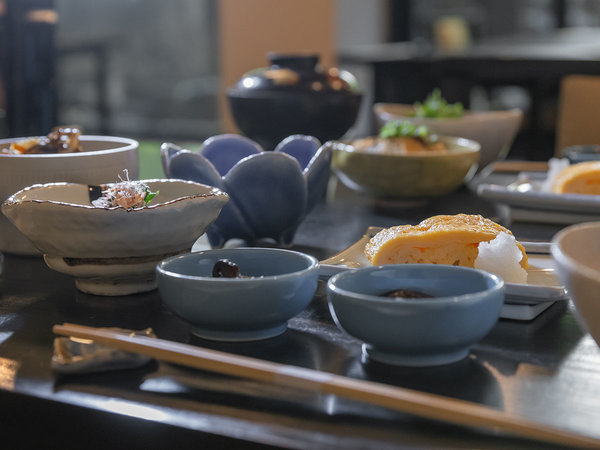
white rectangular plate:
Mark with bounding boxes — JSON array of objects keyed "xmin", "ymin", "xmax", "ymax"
[
  {"xmin": 319, "ymin": 227, "xmax": 569, "ymax": 321},
  {"xmin": 476, "ymin": 172, "xmax": 600, "ymax": 224}
]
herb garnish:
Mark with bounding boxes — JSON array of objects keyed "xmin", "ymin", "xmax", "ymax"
[
  {"xmin": 379, "ymin": 121, "xmax": 429, "ymax": 139},
  {"xmin": 411, "ymin": 89, "xmax": 463, "ymax": 118}
]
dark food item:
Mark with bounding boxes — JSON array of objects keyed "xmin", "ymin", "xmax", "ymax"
[
  {"xmin": 383, "ymin": 288, "xmax": 433, "ymax": 299},
  {"xmin": 212, "ymin": 259, "xmax": 241, "ymax": 278},
  {"xmin": 13, "ymin": 126, "xmax": 82, "ymax": 154}
]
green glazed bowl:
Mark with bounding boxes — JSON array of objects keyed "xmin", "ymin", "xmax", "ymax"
[{"xmin": 329, "ymin": 135, "xmax": 480, "ymax": 199}]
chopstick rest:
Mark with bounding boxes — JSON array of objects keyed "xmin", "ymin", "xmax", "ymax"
[
  {"xmin": 53, "ymin": 323, "xmax": 600, "ymax": 448},
  {"xmin": 52, "ymin": 327, "xmax": 156, "ymax": 374}
]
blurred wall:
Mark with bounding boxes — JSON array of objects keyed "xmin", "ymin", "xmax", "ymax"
[
  {"xmin": 55, "ymin": 0, "xmax": 219, "ymax": 140},
  {"xmin": 218, "ymin": 0, "xmax": 336, "ymax": 133}
]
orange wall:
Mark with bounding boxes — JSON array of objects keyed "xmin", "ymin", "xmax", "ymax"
[{"xmin": 218, "ymin": 0, "xmax": 337, "ymax": 132}]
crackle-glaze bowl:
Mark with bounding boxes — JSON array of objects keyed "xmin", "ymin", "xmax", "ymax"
[
  {"xmin": 1, "ymin": 180, "xmax": 228, "ymax": 296},
  {"xmin": 327, "ymin": 264, "xmax": 504, "ymax": 366},
  {"xmin": 329, "ymin": 135, "xmax": 480, "ymax": 199},
  {"xmin": 552, "ymin": 222, "xmax": 600, "ymax": 348},
  {"xmin": 0, "ymin": 135, "xmax": 139, "ymax": 255},
  {"xmin": 161, "ymin": 134, "xmax": 331, "ymax": 247},
  {"xmin": 156, "ymin": 248, "xmax": 319, "ymax": 341},
  {"xmin": 374, "ymin": 104, "xmax": 523, "ymax": 170}
]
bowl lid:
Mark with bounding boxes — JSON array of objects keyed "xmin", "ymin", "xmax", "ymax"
[{"xmin": 228, "ymin": 53, "xmax": 360, "ymax": 96}]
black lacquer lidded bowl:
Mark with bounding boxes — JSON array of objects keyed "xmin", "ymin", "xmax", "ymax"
[{"xmin": 227, "ymin": 53, "xmax": 362, "ymax": 149}]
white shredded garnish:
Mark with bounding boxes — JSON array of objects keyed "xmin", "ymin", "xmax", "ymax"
[
  {"xmin": 474, "ymin": 232, "xmax": 528, "ymax": 284},
  {"xmin": 92, "ymin": 170, "xmax": 158, "ymax": 210}
]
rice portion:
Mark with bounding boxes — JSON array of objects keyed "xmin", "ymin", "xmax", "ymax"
[{"xmin": 474, "ymin": 232, "xmax": 528, "ymax": 284}]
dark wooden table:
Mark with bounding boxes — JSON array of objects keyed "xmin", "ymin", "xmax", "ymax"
[{"xmin": 1, "ymin": 181, "xmax": 599, "ymax": 449}]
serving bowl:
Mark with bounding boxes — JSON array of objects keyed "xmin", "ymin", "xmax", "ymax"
[
  {"xmin": 0, "ymin": 135, "xmax": 139, "ymax": 255},
  {"xmin": 327, "ymin": 264, "xmax": 504, "ymax": 366},
  {"xmin": 161, "ymin": 134, "xmax": 331, "ymax": 247},
  {"xmin": 328, "ymin": 135, "xmax": 480, "ymax": 199},
  {"xmin": 156, "ymin": 248, "xmax": 319, "ymax": 341},
  {"xmin": 1, "ymin": 180, "xmax": 229, "ymax": 296},
  {"xmin": 373, "ymin": 104, "xmax": 523, "ymax": 170},
  {"xmin": 551, "ymin": 222, "xmax": 600, "ymax": 347}
]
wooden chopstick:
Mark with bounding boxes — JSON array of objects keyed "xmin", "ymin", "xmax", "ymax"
[
  {"xmin": 490, "ymin": 160, "xmax": 549, "ymax": 173},
  {"xmin": 53, "ymin": 323, "xmax": 599, "ymax": 448}
]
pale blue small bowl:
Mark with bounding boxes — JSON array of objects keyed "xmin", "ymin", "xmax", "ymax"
[
  {"xmin": 327, "ymin": 264, "xmax": 504, "ymax": 367},
  {"xmin": 156, "ymin": 248, "xmax": 319, "ymax": 341}
]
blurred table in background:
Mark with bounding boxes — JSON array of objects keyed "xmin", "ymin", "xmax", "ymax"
[{"xmin": 341, "ymin": 27, "xmax": 600, "ymax": 162}]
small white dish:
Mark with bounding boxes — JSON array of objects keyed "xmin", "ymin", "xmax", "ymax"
[
  {"xmin": 319, "ymin": 227, "xmax": 568, "ymax": 321},
  {"xmin": 476, "ymin": 171, "xmax": 600, "ymax": 224},
  {"xmin": 2, "ymin": 180, "xmax": 229, "ymax": 296}
]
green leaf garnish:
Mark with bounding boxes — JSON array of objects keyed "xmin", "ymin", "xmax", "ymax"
[
  {"xmin": 379, "ymin": 121, "xmax": 429, "ymax": 139},
  {"xmin": 411, "ymin": 89, "xmax": 463, "ymax": 118},
  {"xmin": 144, "ymin": 188, "xmax": 158, "ymax": 205}
]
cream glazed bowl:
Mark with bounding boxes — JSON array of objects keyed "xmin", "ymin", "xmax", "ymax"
[
  {"xmin": 373, "ymin": 104, "xmax": 523, "ymax": 170},
  {"xmin": 1, "ymin": 180, "xmax": 229, "ymax": 296},
  {"xmin": 0, "ymin": 135, "xmax": 139, "ymax": 255},
  {"xmin": 551, "ymin": 222, "xmax": 600, "ymax": 348}
]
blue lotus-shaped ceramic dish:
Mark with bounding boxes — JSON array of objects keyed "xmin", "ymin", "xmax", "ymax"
[{"xmin": 161, "ymin": 134, "xmax": 331, "ymax": 247}]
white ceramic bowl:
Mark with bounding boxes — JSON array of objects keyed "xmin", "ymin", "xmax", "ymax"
[
  {"xmin": 552, "ymin": 222, "xmax": 600, "ymax": 347},
  {"xmin": 2, "ymin": 180, "xmax": 229, "ymax": 296},
  {"xmin": 0, "ymin": 135, "xmax": 139, "ymax": 255},
  {"xmin": 373, "ymin": 104, "xmax": 523, "ymax": 170}
]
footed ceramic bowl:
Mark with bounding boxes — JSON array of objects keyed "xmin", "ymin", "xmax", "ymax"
[
  {"xmin": 0, "ymin": 135, "xmax": 139, "ymax": 255},
  {"xmin": 161, "ymin": 134, "xmax": 331, "ymax": 247},
  {"xmin": 374, "ymin": 104, "xmax": 523, "ymax": 170},
  {"xmin": 2, "ymin": 180, "xmax": 228, "ymax": 296},
  {"xmin": 552, "ymin": 222, "xmax": 600, "ymax": 348},
  {"xmin": 327, "ymin": 264, "xmax": 504, "ymax": 366},
  {"xmin": 329, "ymin": 135, "xmax": 480, "ymax": 199},
  {"xmin": 156, "ymin": 248, "xmax": 319, "ymax": 341}
]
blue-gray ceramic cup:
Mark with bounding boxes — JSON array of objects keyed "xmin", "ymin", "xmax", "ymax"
[
  {"xmin": 157, "ymin": 248, "xmax": 319, "ymax": 341},
  {"xmin": 327, "ymin": 264, "xmax": 504, "ymax": 366}
]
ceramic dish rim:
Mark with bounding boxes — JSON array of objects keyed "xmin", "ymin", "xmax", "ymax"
[
  {"xmin": 330, "ymin": 135, "xmax": 481, "ymax": 158},
  {"xmin": 0, "ymin": 135, "xmax": 139, "ymax": 158},
  {"xmin": 156, "ymin": 247, "xmax": 320, "ymax": 283},
  {"xmin": 476, "ymin": 181, "xmax": 600, "ymax": 212},
  {"xmin": 551, "ymin": 222, "xmax": 600, "ymax": 282},
  {"xmin": 373, "ymin": 103, "xmax": 524, "ymax": 124},
  {"xmin": 2, "ymin": 180, "xmax": 228, "ymax": 211},
  {"xmin": 327, "ymin": 263, "xmax": 504, "ymax": 306}
]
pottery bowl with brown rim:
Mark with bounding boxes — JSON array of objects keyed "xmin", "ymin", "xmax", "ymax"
[{"xmin": 1, "ymin": 179, "xmax": 229, "ymax": 296}]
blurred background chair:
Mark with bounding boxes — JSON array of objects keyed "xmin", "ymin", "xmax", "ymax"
[{"xmin": 556, "ymin": 74, "xmax": 600, "ymax": 155}]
